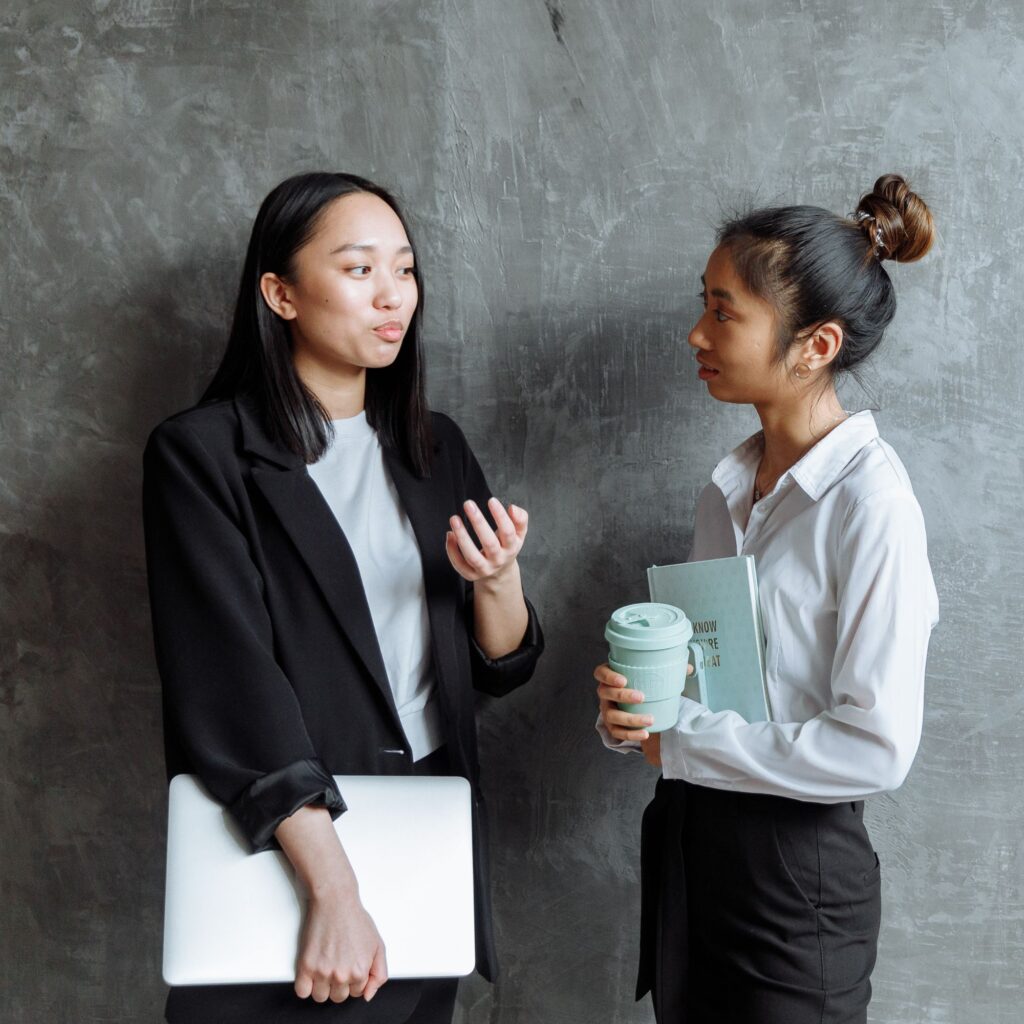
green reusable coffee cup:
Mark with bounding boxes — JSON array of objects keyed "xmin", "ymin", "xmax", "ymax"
[{"xmin": 605, "ymin": 602, "xmax": 708, "ymax": 733}]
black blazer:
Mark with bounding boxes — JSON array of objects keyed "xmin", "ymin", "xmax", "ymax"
[{"xmin": 143, "ymin": 397, "xmax": 543, "ymax": 1019}]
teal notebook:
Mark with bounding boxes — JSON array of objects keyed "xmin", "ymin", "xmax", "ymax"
[{"xmin": 647, "ymin": 556, "xmax": 771, "ymax": 722}]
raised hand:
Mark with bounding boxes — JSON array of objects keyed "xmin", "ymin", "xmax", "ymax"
[{"xmin": 446, "ymin": 497, "xmax": 528, "ymax": 583}]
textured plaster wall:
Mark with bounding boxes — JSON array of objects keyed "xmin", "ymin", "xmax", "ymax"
[{"xmin": 1, "ymin": 1, "xmax": 1021, "ymax": 1021}]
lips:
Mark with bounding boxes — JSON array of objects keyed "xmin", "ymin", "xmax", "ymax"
[
  {"xmin": 373, "ymin": 320, "xmax": 405, "ymax": 342},
  {"xmin": 696, "ymin": 357, "xmax": 719, "ymax": 380}
]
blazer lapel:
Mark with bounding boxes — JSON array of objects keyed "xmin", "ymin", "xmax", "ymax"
[
  {"xmin": 236, "ymin": 399, "xmax": 400, "ymax": 726},
  {"xmin": 383, "ymin": 445, "xmax": 462, "ymax": 612}
]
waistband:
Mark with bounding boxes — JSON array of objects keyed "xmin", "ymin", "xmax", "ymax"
[{"xmin": 654, "ymin": 776, "xmax": 864, "ymax": 820}]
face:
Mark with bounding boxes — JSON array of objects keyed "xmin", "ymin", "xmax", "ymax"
[
  {"xmin": 687, "ymin": 245, "xmax": 788, "ymax": 405},
  {"xmin": 264, "ymin": 192, "xmax": 418, "ymax": 379}
]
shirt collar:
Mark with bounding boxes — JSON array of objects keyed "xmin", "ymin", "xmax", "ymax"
[
  {"xmin": 788, "ymin": 411, "xmax": 879, "ymax": 499},
  {"xmin": 712, "ymin": 410, "xmax": 880, "ymax": 506}
]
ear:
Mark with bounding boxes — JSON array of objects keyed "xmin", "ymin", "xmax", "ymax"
[
  {"xmin": 259, "ymin": 272, "xmax": 297, "ymax": 321},
  {"xmin": 796, "ymin": 321, "xmax": 844, "ymax": 371}
]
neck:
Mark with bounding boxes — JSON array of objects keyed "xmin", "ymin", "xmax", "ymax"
[
  {"xmin": 293, "ymin": 355, "xmax": 367, "ymax": 419},
  {"xmin": 753, "ymin": 385, "xmax": 847, "ymax": 478}
]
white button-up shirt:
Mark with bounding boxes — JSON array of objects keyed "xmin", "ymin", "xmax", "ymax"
[{"xmin": 600, "ymin": 411, "xmax": 939, "ymax": 803}]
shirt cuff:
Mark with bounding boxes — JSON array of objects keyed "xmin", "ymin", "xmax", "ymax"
[
  {"xmin": 659, "ymin": 698, "xmax": 707, "ymax": 780},
  {"xmin": 595, "ymin": 712, "xmax": 642, "ymax": 754},
  {"xmin": 229, "ymin": 757, "xmax": 346, "ymax": 853}
]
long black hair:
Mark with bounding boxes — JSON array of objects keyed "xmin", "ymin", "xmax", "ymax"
[
  {"xmin": 718, "ymin": 173, "xmax": 935, "ymax": 376},
  {"xmin": 203, "ymin": 172, "xmax": 433, "ymax": 475}
]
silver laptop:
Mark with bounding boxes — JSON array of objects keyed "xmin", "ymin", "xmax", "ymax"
[{"xmin": 162, "ymin": 774, "xmax": 476, "ymax": 986}]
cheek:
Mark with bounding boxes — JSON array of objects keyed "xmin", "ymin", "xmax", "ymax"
[
  {"xmin": 725, "ymin": 328, "xmax": 774, "ymax": 368},
  {"xmin": 317, "ymin": 280, "xmax": 364, "ymax": 316}
]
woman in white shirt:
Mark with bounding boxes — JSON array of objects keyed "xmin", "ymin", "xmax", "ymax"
[{"xmin": 595, "ymin": 174, "xmax": 939, "ymax": 1023}]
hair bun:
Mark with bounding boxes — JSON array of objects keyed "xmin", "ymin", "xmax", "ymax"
[{"xmin": 855, "ymin": 174, "xmax": 935, "ymax": 263}]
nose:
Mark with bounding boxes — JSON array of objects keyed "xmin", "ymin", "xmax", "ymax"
[
  {"xmin": 688, "ymin": 315, "xmax": 709, "ymax": 352},
  {"xmin": 374, "ymin": 272, "xmax": 402, "ymax": 310}
]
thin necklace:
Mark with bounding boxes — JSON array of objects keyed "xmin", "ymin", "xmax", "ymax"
[{"xmin": 752, "ymin": 476, "xmax": 774, "ymax": 504}]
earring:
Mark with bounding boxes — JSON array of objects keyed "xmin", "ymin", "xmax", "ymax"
[{"xmin": 793, "ymin": 363, "xmax": 811, "ymax": 380}]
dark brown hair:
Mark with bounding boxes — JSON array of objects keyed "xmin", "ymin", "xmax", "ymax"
[{"xmin": 718, "ymin": 173, "xmax": 935, "ymax": 374}]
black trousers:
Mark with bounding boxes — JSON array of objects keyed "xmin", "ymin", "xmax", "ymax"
[
  {"xmin": 165, "ymin": 748, "xmax": 461, "ymax": 1024},
  {"xmin": 638, "ymin": 778, "xmax": 881, "ymax": 1024}
]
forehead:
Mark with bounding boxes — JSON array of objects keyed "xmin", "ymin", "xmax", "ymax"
[
  {"xmin": 703, "ymin": 245, "xmax": 775, "ymax": 319},
  {"xmin": 311, "ymin": 191, "xmax": 410, "ymax": 248},
  {"xmin": 703, "ymin": 245, "xmax": 745, "ymax": 291}
]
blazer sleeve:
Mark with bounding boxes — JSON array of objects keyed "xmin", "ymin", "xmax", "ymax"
[
  {"xmin": 447, "ymin": 417, "xmax": 545, "ymax": 697},
  {"xmin": 143, "ymin": 418, "xmax": 345, "ymax": 851}
]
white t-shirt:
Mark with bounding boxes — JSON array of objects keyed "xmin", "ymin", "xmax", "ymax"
[
  {"xmin": 600, "ymin": 411, "xmax": 939, "ymax": 803},
  {"xmin": 307, "ymin": 412, "xmax": 443, "ymax": 761}
]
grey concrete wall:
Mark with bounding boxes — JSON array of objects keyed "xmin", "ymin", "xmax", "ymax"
[{"xmin": 2, "ymin": 1, "xmax": 1021, "ymax": 1021}]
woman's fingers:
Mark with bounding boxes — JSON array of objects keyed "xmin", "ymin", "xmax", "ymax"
[
  {"xmin": 596, "ymin": 684, "xmax": 644, "ymax": 703},
  {"xmin": 444, "ymin": 530, "xmax": 475, "ymax": 577},
  {"xmin": 486, "ymin": 497, "xmax": 518, "ymax": 548},
  {"xmin": 445, "ymin": 498, "xmax": 528, "ymax": 583},
  {"xmin": 488, "ymin": 497, "xmax": 528, "ymax": 546},
  {"xmin": 329, "ymin": 980, "xmax": 351, "ymax": 1004},
  {"xmin": 462, "ymin": 500, "xmax": 502, "ymax": 559},
  {"xmin": 593, "ymin": 663, "xmax": 628, "ymax": 688},
  {"xmin": 300, "ymin": 964, "xmax": 366, "ymax": 1004},
  {"xmin": 449, "ymin": 515, "xmax": 488, "ymax": 573},
  {"xmin": 602, "ymin": 712, "xmax": 651, "ymax": 737},
  {"xmin": 594, "ymin": 662, "xmax": 650, "ymax": 735},
  {"xmin": 594, "ymin": 665, "xmax": 648, "ymax": 702},
  {"xmin": 603, "ymin": 705, "xmax": 654, "ymax": 731},
  {"xmin": 363, "ymin": 943, "xmax": 388, "ymax": 1002},
  {"xmin": 598, "ymin": 697, "xmax": 652, "ymax": 741},
  {"xmin": 311, "ymin": 975, "xmax": 332, "ymax": 1003},
  {"xmin": 292, "ymin": 895, "xmax": 381, "ymax": 1005},
  {"xmin": 507, "ymin": 501, "xmax": 529, "ymax": 539},
  {"xmin": 607, "ymin": 723, "xmax": 650, "ymax": 742}
]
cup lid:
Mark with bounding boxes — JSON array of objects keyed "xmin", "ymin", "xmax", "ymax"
[{"xmin": 605, "ymin": 602, "xmax": 692, "ymax": 649}]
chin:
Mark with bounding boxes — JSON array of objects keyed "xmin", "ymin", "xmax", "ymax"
[
  {"xmin": 704, "ymin": 379, "xmax": 737, "ymax": 403},
  {"xmin": 704, "ymin": 377, "xmax": 758, "ymax": 406},
  {"xmin": 367, "ymin": 343, "xmax": 404, "ymax": 368}
]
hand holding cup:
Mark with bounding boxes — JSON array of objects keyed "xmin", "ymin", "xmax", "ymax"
[
  {"xmin": 595, "ymin": 663, "xmax": 655, "ymax": 741},
  {"xmin": 595, "ymin": 661, "xmax": 695, "ymax": 743},
  {"xmin": 599, "ymin": 602, "xmax": 708, "ymax": 738}
]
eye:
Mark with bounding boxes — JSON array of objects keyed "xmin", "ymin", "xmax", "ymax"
[
  {"xmin": 699, "ymin": 291, "xmax": 729, "ymax": 322},
  {"xmin": 397, "ymin": 265, "xmax": 416, "ymax": 277},
  {"xmin": 347, "ymin": 265, "xmax": 371, "ymax": 276}
]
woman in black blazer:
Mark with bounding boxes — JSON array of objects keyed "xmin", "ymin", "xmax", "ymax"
[{"xmin": 143, "ymin": 172, "xmax": 544, "ymax": 1024}]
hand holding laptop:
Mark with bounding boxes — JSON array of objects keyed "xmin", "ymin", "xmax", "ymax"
[
  {"xmin": 276, "ymin": 804, "xmax": 388, "ymax": 1005},
  {"xmin": 162, "ymin": 775, "xmax": 476, "ymax": 988}
]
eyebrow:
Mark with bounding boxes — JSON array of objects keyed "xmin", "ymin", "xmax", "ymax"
[
  {"xmin": 700, "ymin": 274, "xmax": 735, "ymax": 303},
  {"xmin": 329, "ymin": 242, "xmax": 414, "ymax": 256}
]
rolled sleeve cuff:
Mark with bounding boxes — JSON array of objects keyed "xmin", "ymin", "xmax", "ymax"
[
  {"xmin": 469, "ymin": 596, "xmax": 545, "ymax": 696},
  {"xmin": 230, "ymin": 758, "xmax": 346, "ymax": 853}
]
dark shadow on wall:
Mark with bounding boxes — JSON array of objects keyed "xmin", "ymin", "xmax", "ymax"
[
  {"xmin": 463, "ymin": 305, "xmax": 704, "ymax": 1019},
  {"xmin": 1, "ymin": 244, "xmax": 235, "ymax": 1020}
]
